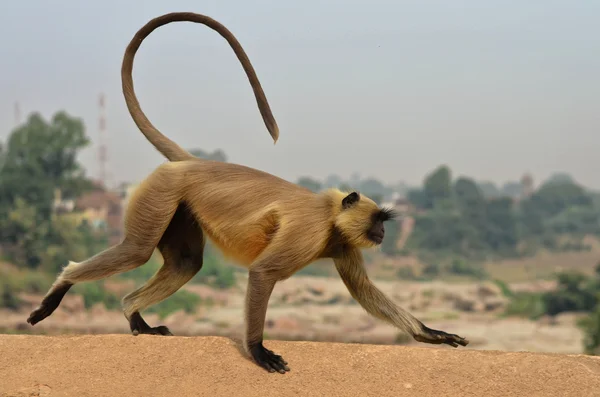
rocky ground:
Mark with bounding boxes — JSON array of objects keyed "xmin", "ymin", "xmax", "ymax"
[{"xmin": 2, "ymin": 334, "xmax": 599, "ymax": 397}]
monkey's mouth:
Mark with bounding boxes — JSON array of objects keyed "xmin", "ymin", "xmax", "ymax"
[{"xmin": 368, "ymin": 233, "xmax": 384, "ymax": 244}]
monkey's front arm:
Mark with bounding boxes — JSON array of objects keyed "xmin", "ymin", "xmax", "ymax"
[
  {"xmin": 243, "ymin": 270, "xmax": 290, "ymax": 374},
  {"xmin": 333, "ymin": 248, "xmax": 469, "ymax": 348}
]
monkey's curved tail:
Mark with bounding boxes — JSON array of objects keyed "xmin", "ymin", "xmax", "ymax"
[{"xmin": 121, "ymin": 12, "xmax": 280, "ymax": 162}]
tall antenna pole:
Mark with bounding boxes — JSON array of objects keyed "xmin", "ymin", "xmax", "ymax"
[
  {"xmin": 14, "ymin": 102, "xmax": 21, "ymax": 126},
  {"xmin": 98, "ymin": 93, "xmax": 108, "ymax": 188}
]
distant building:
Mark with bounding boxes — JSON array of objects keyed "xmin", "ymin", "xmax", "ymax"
[
  {"xmin": 51, "ymin": 184, "xmax": 124, "ymax": 245},
  {"xmin": 74, "ymin": 187, "xmax": 124, "ymax": 245},
  {"xmin": 381, "ymin": 196, "xmax": 414, "ymax": 215},
  {"xmin": 393, "ymin": 197, "xmax": 414, "ymax": 215},
  {"xmin": 521, "ymin": 173, "xmax": 534, "ymax": 198},
  {"xmin": 116, "ymin": 182, "xmax": 140, "ymax": 215},
  {"xmin": 52, "ymin": 189, "xmax": 75, "ymax": 214}
]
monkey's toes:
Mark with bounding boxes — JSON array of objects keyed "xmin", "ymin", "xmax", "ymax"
[
  {"xmin": 132, "ymin": 325, "xmax": 173, "ymax": 336},
  {"xmin": 250, "ymin": 343, "xmax": 290, "ymax": 374},
  {"xmin": 153, "ymin": 325, "xmax": 174, "ymax": 336},
  {"xmin": 414, "ymin": 326, "xmax": 469, "ymax": 348}
]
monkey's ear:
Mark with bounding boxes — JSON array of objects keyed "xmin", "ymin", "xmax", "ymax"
[{"xmin": 342, "ymin": 192, "xmax": 360, "ymax": 209}]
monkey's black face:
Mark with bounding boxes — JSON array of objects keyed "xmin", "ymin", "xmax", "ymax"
[
  {"xmin": 368, "ymin": 208, "xmax": 396, "ymax": 245},
  {"xmin": 367, "ymin": 220, "xmax": 385, "ymax": 244}
]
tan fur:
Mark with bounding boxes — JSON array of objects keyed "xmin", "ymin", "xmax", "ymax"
[
  {"xmin": 27, "ymin": 12, "xmax": 468, "ymax": 374},
  {"xmin": 326, "ymin": 190, "xmax": 381, "ymax": 248},
  {"xmin": 333, "ymin": 247, "xmax": 425, "ymax": 335}
]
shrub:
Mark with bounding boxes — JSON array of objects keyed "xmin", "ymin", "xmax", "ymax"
[
  {"xmin": 493, "ymin": 279, "xmax": 514, "ymax": 298},
  {"xmin": 447, "ymin": 258, "xmax": 488, "ymax": 280},
  {"xmin": 118, "ymin": 255, "xmax": 161, "ymax": 282},
  {"xmin": 0, "ymin": 271, "xmax": 22, "ymax": 310},
  {"xmin": 0, "ymin": 269, "xmax": 53, "ymax": 310},
  {"xmin": 504, "ymin": 292, "xmax": 546, "ymax": 320},
  {"xmin": 296, "ymin": 261, "xmax": 333, "ymax": 277},
  {"xmin": 146, "ymin": 289, "xmax": 201, "ymax": 319},
  {"xmin": 119, "ymin": 251, "xmax": 237, "ymax": 289},
  {"xmin": 396, "ymin": 266, "xmax": 418, "ymax": 280},
  {"xmin": 13, "ymin": 271, "xmax": 52, "ymax": 294},
  {"xmin": 422, "ymin": 263, "xmax": 441, "ymax": 277},
  {"xmin": 72, "ymin": 282, "xmax": 121, "ymax": 310},
  {"xmin": 580, "ymin": 306, "xmax": 600, "ymax": 355},
  {"xmin": 192, "ymin": 255, "xmax": 237, "ymax": 289}
]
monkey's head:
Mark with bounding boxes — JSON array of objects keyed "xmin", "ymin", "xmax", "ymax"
[{"xmin": 333, "ymin": 191, "xmax": 398, "ymax": 248}]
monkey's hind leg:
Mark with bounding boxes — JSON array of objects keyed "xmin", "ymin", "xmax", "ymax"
[
  {"xmin": 26, "ymin": 241, "xmax": 165, "ymax": 327},
  {"xmin": 27, "ymin": 164, "xmax": 183, "ymax": 327},
  {"xmin": 123, "ymin": 203, "xmax": 205, "ymax": 336}
]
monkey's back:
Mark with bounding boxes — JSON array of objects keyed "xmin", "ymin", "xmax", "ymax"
[{"xmin": 174, "ymin": 159, "xmax": 330, "ymax": 266}]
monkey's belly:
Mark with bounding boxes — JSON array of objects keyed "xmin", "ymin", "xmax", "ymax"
[
  {"xmin": 202, "ymin": 228, "xmax": 272, "ymax": 267},
  {"xmin": 198, "ymin": 207, "xmax": 281, "ymax": 267}
]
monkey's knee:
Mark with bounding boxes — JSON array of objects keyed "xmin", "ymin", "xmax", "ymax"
[
  {"xmin": 122, "ymin": 243, "xmax": 154, "ymax": 265},
  {"xmin": 60, "ymin": 242, "xmax": 154, "ymax": 284}
]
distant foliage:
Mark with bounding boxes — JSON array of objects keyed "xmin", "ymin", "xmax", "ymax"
[
  {"xmin": 581, "ymin": 305, "xmax": 600, "ymax": 355},
  {"xmin": 73, "ymin": 282, "xmax": 121, "ymax": 310},
  {"xmin": 505, "ymin": 264, "xmax": 600, "ymax": 326},
  {"xmin": 0, "ymin": 269, "xmax": 53, "ymax": 310},
  {"xmin": 188, "ymin": 148, "xmax": 227, "ymax": 162},
  {"xmin": 192, "ymin": 249, "xmax": 237, "ymax": 289},
  {"xmin": 146, "ymin": 289, "xmax": 202, "ymax": 319},
  {"xmin": 0, "ymin": 271, "xmax": 23, "ymax": 310},
  {"xmin": 121, "ymin": 246, "xmax": 238, "ymax": 290},
  {"xmin": 296, "ymin": 176, "xmax": 322, "ymax": 193},
  {"xmin": 0, "ymin": 111, "xmax": 103, "ymax": 272},
  {"xmin": 296, "ymin": 260, "xmax": 334, "ymax": 277},
  {"xmin": 542, "ymin": 271, "xmax": 598, "ymax": 315},
  {"xmin": 380, "ymin": 219, "xmax": 400, "ymax": 256},
  {"xmin": 0, "ymin": 110, "xmax": 242, "ymax": 315},
  {"xmin": 403, "ymin": 163, "xmax": 600, "ymax": 264},
  {"xmin": 446, "ymin": 258, "xmax": 488, "ymax": 280},
  {"xmin": 504, "ymin": 292, "xmax": 546, "ymax": 320}
]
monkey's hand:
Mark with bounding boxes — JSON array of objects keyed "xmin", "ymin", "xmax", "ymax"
[
  {"xmin": 414, "ymin": 325, "xmax": 469, "ymax": 348},
  {"xmin": 249, "ymin": 342, "xmax": 290, "ymax": 374}
]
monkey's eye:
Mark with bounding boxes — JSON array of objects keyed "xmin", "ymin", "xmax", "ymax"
[{"xmin": 376, "ymin": 207, "xmax": 398, "ymax": 222}]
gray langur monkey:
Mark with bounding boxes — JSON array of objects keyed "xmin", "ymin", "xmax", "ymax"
[{"xmin": 27, "ymin": 12, "xmax": 468, "ymax": 374}]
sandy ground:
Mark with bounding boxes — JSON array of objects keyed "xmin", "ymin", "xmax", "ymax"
[{"xmin": 1, "ymin": 335, "xmax": 599, "ymax": 397}]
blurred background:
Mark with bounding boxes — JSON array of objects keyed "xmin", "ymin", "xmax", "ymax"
[{"xmin": 1, "ymin": 1, "xmax": 599, "ymax": 355}]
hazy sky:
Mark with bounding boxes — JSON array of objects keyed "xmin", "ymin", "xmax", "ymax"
[{"xmin": 1, "ymin": 1, "xmax": 598, "ymax": 189}]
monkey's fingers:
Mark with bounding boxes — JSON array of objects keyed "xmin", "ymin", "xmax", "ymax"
[
  {"xmin": 250, "ymin": 344, "xmax": 290, "ymax": 374},
  {"xmin": 265, "ymin": 350, "xmax": 290, "ymax": 372},
  {"xmin": 261, "ymin": 353, "xmax": 289, "ymax": 374},
  {"xmin": 254, "ymin": 355, "xmax": 278, "ymax": 373},
  {"xmin": 27, "ymin": 305, "xmax": 52, "ymax": 326},
  {"xmin": 265, "ymin": 348, "xmax": 288, "ymax": 365}
]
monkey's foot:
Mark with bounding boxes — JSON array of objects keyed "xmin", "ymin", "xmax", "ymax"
[
  {"xmin": 132, "ymin": 325, "xmax": 173, "ymax": 336},
  {"xmin": 128, "ymin": 312, "xmax": 173, "ymax": 336},
  {"xmin": 26, "ymin": 283, "xmax": 73, "ymax": 326},
  {"xmin": 250, "ymin": 342, "xmax": 290, "ymax": 374},
  {"xmin": 414, "ymin": 325, "xmax": 469, "ymax": 348}
]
